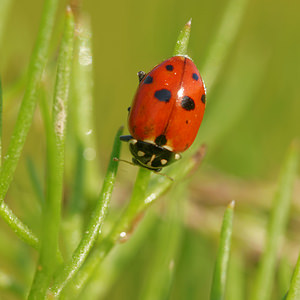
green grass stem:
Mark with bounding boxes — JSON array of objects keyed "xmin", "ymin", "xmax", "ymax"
[
  {"xmin": 0, "ymin": 78, "xmax": 2, "ymax": 167},
  {"xmin": 173, "ymin": 19, "xmax": 191, "ymax": 56},
  {"xmin": 251, "ymin": 142, "xmax": 299, "ymax": 300},
  {"xmin": 28, "ymin": 7, "xmax": 75, "ymax": 299},
  {"xmin": 140, "ymin": 184, "xmax": 185, "ymax": 300},
  {"xmin": 285, "ymin": 252, "xmax": 300, "ymax": 299},
  {"xmin": 210, "ymin": 201, "xmax": 235, "ymax": 300},
  {"xmin": 71, "ymin": 15, "xmax": 102, "ymax": 200},
  {"xmin": 201, "ymin": 0, "xmax": 248, "ymax": 90},
  {"xmin": 0, "ymin": 0, "xmax": 13, "ymax": 51},
  {"xmin": 0, "ymin": 0, "xmax": 59, "ymax": 248},
  {"xmin": 48, "ymin": 126, "xmax": 123, "ymax": 299}
]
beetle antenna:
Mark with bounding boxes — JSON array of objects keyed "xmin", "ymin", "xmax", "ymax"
[
  {"xmin": 155, "ymin": 172, "xmax": 174, "ymax": 181},
  {"xmin": 113, "ymin": 157, "xmax": 136, "ymax": 166}
]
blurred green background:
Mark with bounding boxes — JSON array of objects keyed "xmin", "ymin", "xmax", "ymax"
[{"xmin": 0, "ymin": 0, "xmax": 299, "ymax": 299}]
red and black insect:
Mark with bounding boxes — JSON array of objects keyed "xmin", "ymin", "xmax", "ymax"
[{"xmin": 120, "ymin": 55, "xmax": 206, "ymax": 172}]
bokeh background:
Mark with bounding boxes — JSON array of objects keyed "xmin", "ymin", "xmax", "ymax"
[{"xmin": 0, "ymin": 0, "xmax": 299, "ymax": 299}]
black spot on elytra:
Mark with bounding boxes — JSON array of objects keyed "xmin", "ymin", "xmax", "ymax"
[
  {"xmin": 166, "ymin": 64, "xmax": 174, "ymax": 71},
  {"xmin": 201, "ymin": 94, "xmax": 206, "ymax": 104},
  {"xmin": 155, "ymin": 135, "xmax": 167, "ymax": 146},
  {"xmin": 154, "ymin": 89, "xmax": 171, "ymax": 102},
  {"xmin": 144, "ymin": 76, "xmax": 153, "ymax": 84},
  {"xmin": 127, "ymin": 106, "xmax": 131, "ymax": 112},
  {"xmin": 192, "ymin": 73, "xmax": 199, "ymax": 81},
  {"xmin": 181, "ymin": 96, "xmax": 195, "ymax": 111}
]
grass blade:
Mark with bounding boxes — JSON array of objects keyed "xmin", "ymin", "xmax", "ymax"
[
  {"xmin": 251, "ymin": 142, "xmax": 299, "ymax": 300},
  {"xmin": 0, "ymin": 0, "xmax": 59, "ymax": 248},
  {"xmin": 201, "ymin": 0, "xmax": 248, "ymax": 90},
  {"xmin": 71, "ymin": 14, "xmax": 102, "ymax": 201},
  {"xmin": 173, "ymin": 19, "xmax": 191, "ymax": 56},
  {"xmin": 0, "ymin": 0, "xmax": 13, "ymax": 51},
  {"xmin": 210, "ymin": 201, "xmax": 235, "ymax": 300},
  {"xmin": 48, "ymin": 126, "xmax": 123, "ymax": 299},
  {"xmin": 286, "ymin": 252, "xmax": 300, "ymax": 299},
  {"xmin": 28, "ymin": 7, "xmax": 75, "ymax": 299},
  {"xmin": 140, "ymin": 184, "xmax": 185, "ymax": 300},
  {"xmin": 0, "ymin": 78, "xmax": 2, "ymax": 167}
]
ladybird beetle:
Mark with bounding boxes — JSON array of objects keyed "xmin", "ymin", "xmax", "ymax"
[{"xmin": 120, "ymin": 55, "xmax": 206, "ymax": 172}]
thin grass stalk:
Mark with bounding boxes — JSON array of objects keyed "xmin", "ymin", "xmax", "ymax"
[
  {"xmin": 0, "ymin": 78, "xmax": 2, "ymax": 167},
  {"xmin": 251, "ymin": 142, "xmax": 299, "ymax": 300},
  {"xmin": 140, "ymin": 184, "xmax": 185, "ymax": 300},
  {"xmin": 0, "ymin": 0, "xmax": 13, "ymax": 51},
  {"xmin": 28, "ymin": 7, "xmax": 75, "ymax": 299},
  {"xmin": 201, "ymin": 0, "xmax": 248, "ymax": 90},
  {"xmin": 210, "ymin": 201, "xmax": 235, "ymax": 300},
  {"xmin": 0, "ymin": 0, "xmax": 59, "ymax": 248},
  {"xmin": 285, "ymin": 252, "xmax": 300, "ymax": 299},
  {"xmin": 48, "ymin": 127, "xmax": 123, "ymax": 299}
]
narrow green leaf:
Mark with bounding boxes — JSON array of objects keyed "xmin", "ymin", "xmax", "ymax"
[
  {"xmin": 0, "ymin": 0, "xmax": 60, "ymax": 248},
  {"xmin": 28, "ymin": 7, "xmax": 75, "ymax": 299},
  {"xmin": 78, "ymin": 213, "xmax": 157, "ymax": 300},
  {"xmin": 210, "ymin": 201, "xmax": 235, "ymax": 300},
  {"xmin": 0, "ymin": 0, "xmax": 13, "ymax": 51},
  {"xmin": 140, "ymin": 184, "xmax": 185, "ymax": 300},
  {"xmin": 65, "ymin": 167, "xmax": 152, "ymax": 297},
  {"xmin": 251, "ymin": 142, "xmax": 299, "ymax": 300},
  {"xmin": 173, "ymin": 19, "xmax": 191, "ymax": 56},
  {"xmin": 286, "ymin": 252, "xmax": 300, "ymax": 300},
  {"xmin": 201, "ymin": 0, "xmax": 248, "ymax": 90},
  {"xmin": 48, "ymin": 126, "xmax": 123, "ymax": 299},
  {"xmin": 0, "ymin": 78, "xmax": 2, "ymax": 167},
  {"xmin": 71, "ymin": 15, "xmax": 102, "ymax": 201}
]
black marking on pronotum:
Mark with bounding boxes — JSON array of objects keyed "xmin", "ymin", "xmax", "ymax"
[
  {"xmin": 181, "ymin": 96, "xmax": 195, "ymax": 111},
  {"xmin": 166, "ymin": 64, "xmax": 174, "ymax": 71},
  {"xmin": 192, "ymin": 73, "xmax": 199, "ymax": 81},
  {"xmin": 155, "ymin": 134, "xmax": 167, "ymax": 146},
  {"xmin": 154, "ymin": 89, "xmax": 171, "ymax": 102},
  {"xmin": 201, "ymin": 94, "xmax": 206, "ymax": 104},
  {"xmin": 144, "ymin": 76, "xmax": 153, "ymax": 84}
]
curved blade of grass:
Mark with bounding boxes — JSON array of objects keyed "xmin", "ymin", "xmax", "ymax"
[
  {"xmin": 251, "ymin": 142, "xmax": 299, "ymax": 300},
  {"xmin": 0, "ymin": 0, "xmax": 13, "ymax": 51},
  {"xmin": 201, "ymin": 0, "xmax": 248, "ymax": 90},
  {"xmin": 48, "ymin": 126, "xmax": 123, "ymax": 299},
  {"xmin": 0, "ymin": 0, "xmax": 59, "ymax": 248},
  {"xmin": 0, "ymin": 78, "xmax": 2, "ymax": 167},
  {"xmin": 140, "ymin": 184, "xmax": 185, "ymax": 300},
  {"xmin": 28, "ymin": 7, "xmax": 75, "ymax": 299},
  {"xmin": 210, "ymin": 200, "xmax": 235, "ymax": 300},
  {"xmin": 64, "ymin": 167, "xmax": 152, "ymax": 298},
  {"xmin": 77, "ymin": 212, "xmax": 157, "ymax": 300},
  {"xmin": 285, "ymin": 252, "xmax": 300, "ymax": 300},
  {"xmin": 278, "ymin": 257, "xmax": 293, "ymax": 297}
]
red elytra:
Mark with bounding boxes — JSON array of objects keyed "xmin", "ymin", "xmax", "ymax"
[{"xmin": 120, "ymin": 55, "xmax": 206, "ymax": 172}]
